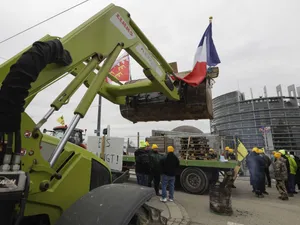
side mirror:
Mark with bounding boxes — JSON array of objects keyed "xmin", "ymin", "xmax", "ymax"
[{"xmin": 43, "ymin": 129, "xmax": 47, "ymax": 133}]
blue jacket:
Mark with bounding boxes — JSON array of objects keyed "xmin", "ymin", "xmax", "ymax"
[
  {"xmin": 246, "ymin": 152, "xmax": 256, "ymax": 185},
  {"xmin": 246, "ymin": 152, "xmax": 265, "ymax": 184}
]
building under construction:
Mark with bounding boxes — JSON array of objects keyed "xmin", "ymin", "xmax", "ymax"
[{"xmin": 211, "ymin": 84, "xmax": 300, "ymax": 154}]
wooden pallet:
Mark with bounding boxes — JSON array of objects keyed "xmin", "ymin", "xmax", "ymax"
[{"xmin": 178, "ymin": 136, "xmax": 212, "ymax": 160}]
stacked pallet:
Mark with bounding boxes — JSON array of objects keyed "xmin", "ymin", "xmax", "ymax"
[
  {"xmin": 178, "ymin": 136, "xmax": 210, "ymax": 160},
  {"xmin": 145, "ymin": 136, "xmax": 174, "ymax": 154},
  {"xmin": 145, "ymin": 135, "xmax": 219, "ymax": 160}
]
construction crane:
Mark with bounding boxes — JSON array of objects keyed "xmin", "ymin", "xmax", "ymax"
[{"xmin": 0, "ymin": 3, "xmax": 219, "ymax": 225}]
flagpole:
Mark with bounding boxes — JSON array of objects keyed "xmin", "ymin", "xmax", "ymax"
[
  {"xmin": 96, "ymin": 95, "xmax": 102, "ymax": 137},
  {"xmin": 128, "ymin": 55, "xmax": 132, "ymax": 81},
  {"xmin": 209, "ymin": 16, "xmax": 213, "ymax": 23}
]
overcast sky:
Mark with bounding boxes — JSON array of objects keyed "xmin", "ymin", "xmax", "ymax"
[{"xmin": 0, "ymin": 0, "xmax": 299, "ymax": 144}]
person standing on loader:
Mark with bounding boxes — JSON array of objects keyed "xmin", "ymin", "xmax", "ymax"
[
  {"xmin": 160, "ymin": 146, "xmax": 180, "ymax": 202},
  {"xmin": 148, "ymin": 144, "xmax": 162, "ymax": 196},
  {"xmin": 134, "ymin": 140, "xmax": 150, "ymax": 186},
  {"xmin": 273, "ymin": 152, "xmax": 289, "ymax": 200}
]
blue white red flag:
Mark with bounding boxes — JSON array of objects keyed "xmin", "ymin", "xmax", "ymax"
[{"xmin": 178, "ymin": 23, "xmax": 221, "ymax": 86}]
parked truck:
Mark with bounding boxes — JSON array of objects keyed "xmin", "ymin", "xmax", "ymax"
[{"xmin": 123, "ymin": 133, "xmax": 241, "ymax": 195}]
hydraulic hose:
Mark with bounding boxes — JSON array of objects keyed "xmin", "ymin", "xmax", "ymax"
[{"xmin": 0, "ymin": 39, "xmax": 72, "ymax": 132}]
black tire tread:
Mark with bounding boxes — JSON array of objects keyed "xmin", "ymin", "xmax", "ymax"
[{"xmin": 180, "ymin": 167, "xmax": 208, "ymax": 195}]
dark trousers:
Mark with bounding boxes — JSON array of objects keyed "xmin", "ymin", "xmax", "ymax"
[
  {"xmin": 285, "ymin": 180, "xmax": 289, "ymax": 193},
  {"xmin": 288, "ymin": 174, "xmax": 296, "ymax": 193},
  {"xmin": 254, "ymin": 175, "xmax": 265, "ymax": 194},
  {"xmin": 264, "ymin": 168, "xmax": 271, "ymax": 187},
  {"xmin": 136, "ymin": 173, "xmax": 148, "ymax": 186},
  {"xmin": 148, "ymin": 173, "xmax": 161, "ymax": 193},
  {"xmin": 295, "ymin": 172, "xmax": 300, "ymax": 189}
]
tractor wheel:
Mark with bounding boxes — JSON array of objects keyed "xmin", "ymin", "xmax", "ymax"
[
  {"xmin": 20, "ymin": 205, "xmax": 163, "ymax": 225},
  {"xmin": 55, "ymin": 184, "xmax": 165, "ymax": 225},
  {"xmin": 180, "ymin": 167, "xmax": 208, "ymax": 195}
]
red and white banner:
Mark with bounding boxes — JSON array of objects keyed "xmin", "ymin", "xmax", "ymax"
[{"xmin": 106, "ymin": 53, "xmax": 130, "ymax": 84}]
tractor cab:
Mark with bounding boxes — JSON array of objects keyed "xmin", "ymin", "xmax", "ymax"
[{"xmin": 43, "ymin": 125, "xmax": 87, "ymax": 149}]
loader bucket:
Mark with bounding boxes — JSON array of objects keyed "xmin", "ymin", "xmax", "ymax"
[{"xmin": 120, "ymin": 78, "xmax": 213, "ymax": 123}]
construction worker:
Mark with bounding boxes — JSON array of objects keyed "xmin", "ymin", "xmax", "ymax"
[
  {"xmin": 208, "ymin": 148, "xmax": 217, "ymax": 159},
  {"xmin": 145, "ymin": 141, "xmax": 150, "ymax": 150},
  {"xmin": 246, "ymin": 147, "xmax": 257, "ymax": 192},
  {"xmin": 247, "ymin": 147, "xmax": 265, "ymax": 197},
  {"xmin": 160, "ymin": 146, "xmax": 180, "ymax": 202},
  {"xmin": 284, "ymin": 151, "xmax": 298, "ymax": 195},
  {"xmin": 278, "ymin": 150, "xmax": 295, "ymax": 197},
  {"xmin": 228, "ymin": 148, "xmax": 236, "ymax": 160},
  {"xmin": 148, "ymin": 144, "xmax": 162, "ymax": 196},
  {"xmin": 289, "ymin": 151, "xmax": 300, "ymax": 192},
  {"xmin": 146, "ymin": 141, "xmax": 155, "ymax": 187},
  {"xmin": 261, "ymin": 150, "xmax": 272, "ymax": 188},
  {"xmin": 254, "ymin": 148, "xmax": 267, "ymax": 197},
  {"xmin": 224, "ymin": 146, "xmax": 230, "ymax": 159},
  {"xmin": 134, "ymin": 140, "xmax": 150, "ymax": 186},
  {"xmin": 257, "ymin": 149, "xmax": 269, "ymax": 195},
  {"xmin": 273, "ymin": 152, "xmax": 289, "ymax": 200}
]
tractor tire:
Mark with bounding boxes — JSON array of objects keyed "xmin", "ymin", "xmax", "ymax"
[
  {"xmin": 20, "ymin": 205, "xmax": 162, "ymax": 225},
  {"xmin": 55, "ymin": 183, "xmax": 165, "ymax": 225},
  {"xmin": 180, "ymin": 167, "xmax": 208, "ymax": 195}
]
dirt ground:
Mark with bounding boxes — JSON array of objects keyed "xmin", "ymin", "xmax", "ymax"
[{"xmin": 175, "ymin": 177, "xmax": 300, "ymax": 225}]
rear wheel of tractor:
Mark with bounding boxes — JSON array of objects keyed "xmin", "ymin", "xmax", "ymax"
[
  {"xmin": 128, "ymin": 205, "xmax": 165, "ymax": 225},
  {"xmin": 55, "ymin": 184, "xmax": 164, "ymax": 225},
  {"xmin": 180, "ymin": 167, "xmax": 208, "ymax": 195}
]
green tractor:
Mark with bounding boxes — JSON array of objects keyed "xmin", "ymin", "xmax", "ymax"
[
  {"xmin": 0, "ymin": 3, "xmax": 219, "ymax": 225},
  {"xmin": 43, "ymin": 125, "xmax": 87, "ymax": 149}
]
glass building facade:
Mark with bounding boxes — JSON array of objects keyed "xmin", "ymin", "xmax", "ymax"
[{"xmin": 210, "ymin": 85, "xmax": 300, "ymax": 153}]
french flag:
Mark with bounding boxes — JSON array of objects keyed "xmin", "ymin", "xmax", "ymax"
[{"xmin": 177, "ymin": 22, "xmax": 221, "ymax": 86}]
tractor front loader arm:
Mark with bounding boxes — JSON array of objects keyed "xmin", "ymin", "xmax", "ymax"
[
  {"xmin": 1, "ymin": 3, "xmax": 179, "ymax": 108},
  {"xmin": 0, "ymin": 3, "xmax": 218, "ymax": 225},
  {"xmin": 0, "ymin": 3, "xmax": 183, "ymax": 225},
  {"xmin": 1, "ymin": 3, "xmax": 182, "ymax": 137}
]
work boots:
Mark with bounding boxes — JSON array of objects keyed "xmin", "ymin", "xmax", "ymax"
[
  {"xmin": 255, "ymin": 191, "xmax": 264, "ymax": 198},
  {"xmin": 278, "ymin": 195, "xmax": 289, "ymax": 201}
]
